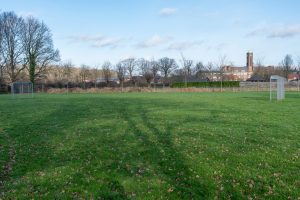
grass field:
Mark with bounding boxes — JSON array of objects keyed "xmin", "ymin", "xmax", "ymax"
[{"xmin": 0, "ymin": 92, "xmax": 300, "ymax": 199}]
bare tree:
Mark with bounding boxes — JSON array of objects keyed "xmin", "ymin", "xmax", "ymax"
[
  {"xmin": 252, "ymin": 57, "xmax": 272, "ymax": 81},
  {"xmin": 216, "ymin": 55, "xmax": 227, "ymax": 91},
  {"xmin": 0, "ymin": 12, "xmax": 26, "ymax": 82},
  {"xmin": 181, "ymin": 54, "xmax": 193, "ymax": 87},
  {"xmin": 280, "ymin": 54, "xmax": 293, "ymax": 79},
  {"xmin": 90, "ymin": 66, "xmax": 99, "ymax": 88},
  {"xmin": 194, "ymin": 61, "xmax": 206, "ymax": 79},
  {"xmin": 79, "ymin": 65, "xmax": 90, "ymax": 89},
  {"xmin": 171, "ymin": 68, "xmax": 186, "ymax": 83},
  {"xmin": 22, "ymin": 16, "xmax": 60, "ymax": 85},
  {"xmin": 255, "ymin": 56, "xmax": 265, "ymax": 69},
  {"xmin": 61, "ymin": 61, "xmax": 73, "ymax": 91},
  {"xmin": 121, "ymin": 58, "xmax": 136, "ymax": 85},
  {"xmin": 158, "ymin": 57, "xmax": 177, "ymax": 87},
  {"xmin": 102, "ymin": 61, "xmax": 112, "ymax": 84},
  {"xmin": 115, "ymin": 62, "xmax": 126, "ymax": 91},
  {"xmin": 206, "ymin": 62, "xmax": 214, "ymax": 81},
  {"xmin": 150, "ymin": 59, "xmax": 160, "ymax": 84},
  {"xmin": 61, "ymin": 61, "xmax": 73, "ymax": 83},
  {"xmin": 139, "ymin": 58, "xmax": 153, "ymax": 87}
]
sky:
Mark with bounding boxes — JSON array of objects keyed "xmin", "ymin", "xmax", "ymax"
[{"xmin": 1, "ymin": 0, "xmax": 300, "ymax": 67}]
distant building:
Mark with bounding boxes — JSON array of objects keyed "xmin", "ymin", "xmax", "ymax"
[
  {"xmin": 223, "ymin": 52, "xmax": 254, "ymax": 81},
  {"xmin": 247, "ymin": 52, "xmax": 254, "ymax": 72},
  {"xmin": 288, "ymin": 73, "xmax": 300, "ymax": 82},
  {"xmin": 246, "ymin": 74, "xmax": 265, "ymax": 82}
]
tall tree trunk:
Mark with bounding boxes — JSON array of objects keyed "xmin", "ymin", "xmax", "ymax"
[
  {"xmin": 29, "ymin": 54, "xmax": 37, "ymax": 86},
  {"xmin": 221, "ymin": 77, "xmax": 223, "ymax": 92}
]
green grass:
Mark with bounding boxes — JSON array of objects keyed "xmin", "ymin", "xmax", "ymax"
[{"xmin": 0, "ymin": 92, "xmax": 300, "ymax": 199}]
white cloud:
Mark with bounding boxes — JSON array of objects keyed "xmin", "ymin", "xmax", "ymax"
[
  {"xmin": 248, "ymin": 24, "xmax": 300, "ymax": 38},
  {"xmin": 167, "ymin": 41, "xmax": 203, "ymax": 51},
  {"xmin": 69, "ymin": 35, "xmax": 104, "ymax": 42},
  {"xmin": 68, "ymin": 35, "xmax": 123, "ymax": 48},
  {"xmin": 159, "ymin": 8, "xmax": 177, "ymax": 16},
  {"xmin": 247, "ymin": 29, "xmax": 267, "ymax": 37},
  {"xmin": 136, "ymin": 35, "xmax": 171, "ymax": 48},
  {"xmin": 91, "ymin": 38, "xmax": 123, "ymax": 48},
  {"xmin": 268, "ymin": 25, "xmax": 300, "ymax": 38}
]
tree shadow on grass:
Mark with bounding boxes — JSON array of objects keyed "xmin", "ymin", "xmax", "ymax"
[
  {"xmin": 120, "ymin": 104, "xmax": 213, "ymax": 199},
  {"xmin": 1, "ymin": 99, "xmax": 129, "ymax": 199}
]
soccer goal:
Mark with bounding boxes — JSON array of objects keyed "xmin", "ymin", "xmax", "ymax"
[
  {"xmin": 270, "ymin": 75, "xmax": 285, "ymax": 101},
  {"xmin": 11, "ymin": 82, "xmax": 34, "ymax": 97}
]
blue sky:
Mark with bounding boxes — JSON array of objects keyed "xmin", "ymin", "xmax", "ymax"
[{"xmin": 1, "ymin": 0, "xmax": 300, "ymax": 67}]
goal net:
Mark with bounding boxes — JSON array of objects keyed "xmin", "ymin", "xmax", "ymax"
[
  {"xmin": 11, "ymin": 82, "xmax": 33, "ymax": 97},
  {"xmin": 270, "ymin": 75, "xmax": 285, "ymax": 101}
]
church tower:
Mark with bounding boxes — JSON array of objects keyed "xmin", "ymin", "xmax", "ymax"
[{"xmin": 247, "ymin": 52, "xmax": 254, "ymax": 72}]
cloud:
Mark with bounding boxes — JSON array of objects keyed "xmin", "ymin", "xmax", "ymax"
[
  {"xmin": 246, "ymin": 29, "xmax": 267, "ymax": 37},
  {"xmin": 67, "ymin": 35, "xmax": 123, "ymax": 48},
  {"xmin": 247, "ymin": 24, "xmax": 300, "ymax": 38},
  {"xmin": 159, "ymin": 8, "xmax": 177, "ymax": 16},
  {"xmin": 91, "ymin": 38, "xmax": 123, "ymax": 48},
  {"xmin": 69, "ymin": 35, "xmax": 104, "ymax": 42},
  {"xmin": 167, "ymin": 41, "xmax": 203, "ymax": 51},
  {"xmin": 136, "ymin": 35, "xmax": 171, "ymax": 48},
  {"xmin": 268, "ymin": 25, "xmax": 300, "ymax": 38}
]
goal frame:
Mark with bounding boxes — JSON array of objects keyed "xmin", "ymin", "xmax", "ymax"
[
  {"xmin": 270, "ymin": 75, "xmax": 285, "ymax": 101},
  {"xmin": 11, "ymin": 82, "xmax": 34, "ymax": 97}
]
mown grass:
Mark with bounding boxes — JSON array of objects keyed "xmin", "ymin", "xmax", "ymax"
[{"xmin": 0, "ymin": 92, "xmax": 299, "ymax": 199}]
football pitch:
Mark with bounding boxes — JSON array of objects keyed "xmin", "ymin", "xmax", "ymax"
[{"xmin": 0, "ymin": 92, "xmax": 299, "ymax": 199}]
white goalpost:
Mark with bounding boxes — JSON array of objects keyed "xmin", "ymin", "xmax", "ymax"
[
  {"xmin": 270, "ymin": 75, "xmax": 285, "ymax": 101},
  {"xmin": 11, "ymin": 82, "xmax": 34, "ymax": 97}
]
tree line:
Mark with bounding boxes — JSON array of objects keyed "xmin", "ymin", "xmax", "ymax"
[
  {"xmin": 253, "ymin": 54, "xmax": 300, "ymax": 81},
  {"xmin": 8, "ymin": 53, "xmax": 299, "ymax": 91},
  {"xmin": 1, "ymin": 11, "xmax": 299, "ymax": 91},
  {"xmin": 51, "ymin": 57, "xmax": 226, "ymax": 89},
  {"xmin": 57, "ymin": 54, "xmax": 299, "ymax": 89}
]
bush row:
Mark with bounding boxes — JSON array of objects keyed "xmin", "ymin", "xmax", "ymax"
[{"xmin": 171, "ymin": 81, "xmax": 240, "ymax": 88}]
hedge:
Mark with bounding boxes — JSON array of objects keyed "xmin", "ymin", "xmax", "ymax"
[{"xmin": 171, "ymin": 81, "xmax": 240, "ymax": 88}]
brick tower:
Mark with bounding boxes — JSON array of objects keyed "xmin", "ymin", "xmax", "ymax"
[{"xmin": 247, "ymin": 52, "xmax": 254, "ymax": 72}]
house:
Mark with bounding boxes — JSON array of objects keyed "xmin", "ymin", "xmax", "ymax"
[
  {"xmin": 247, "ymin": 74, "xmax": 265, "ymax": 82},
  {"xmin": 288, "ymin": 74, "xmax": 300, "ymax": 82}
]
